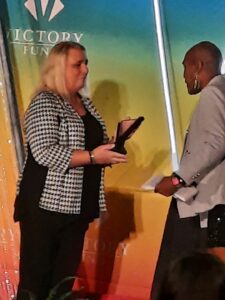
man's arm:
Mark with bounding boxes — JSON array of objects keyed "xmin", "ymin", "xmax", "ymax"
[
  {"xmin": 177, "ymin": 86, "xmax": 225, "ymax": 185},
  {"xmin": 156, "ymin": 84, "xmax": 225, "ymax": 196}
]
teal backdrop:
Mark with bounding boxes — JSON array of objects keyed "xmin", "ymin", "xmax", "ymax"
[{"xmin": 1, "ymin": 1, "xmax": 225, "ymax": 299}]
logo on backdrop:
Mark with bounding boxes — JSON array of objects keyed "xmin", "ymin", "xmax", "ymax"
[
  {"xmin": 24, "ymin": 0, "xmax": 64, "ymax": 22},
  {"xmin": 7, "ymin": 1, "xmax": 84, "ymax": 56}
]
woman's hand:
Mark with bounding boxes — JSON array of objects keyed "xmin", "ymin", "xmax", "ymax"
[{"xmin": 92, "ymin": 144, "xmax": 127, "ymax": 165}]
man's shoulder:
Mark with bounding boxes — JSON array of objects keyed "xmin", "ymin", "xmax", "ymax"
[
  {"xmin": 200, "ymin": 75, "xmax": 225, "ymax": 101},
  {"xmin": 207, "ymin": 75, "xmax": 225, "ymax": 89}
]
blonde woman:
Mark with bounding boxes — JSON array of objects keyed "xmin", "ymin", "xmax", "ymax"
[{"xmin": 15, "ymin": 41, "xmax": 127, "ymax": 300}]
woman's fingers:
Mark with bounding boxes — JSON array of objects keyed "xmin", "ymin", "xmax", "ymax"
[{"xmin": 93, "ymin": 144, "xmax": 127, "ymax": 165}]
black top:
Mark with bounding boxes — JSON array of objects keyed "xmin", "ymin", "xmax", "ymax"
[{"xmin": 80, "ymin": 110, "xmax": 103, "ymax": 220}]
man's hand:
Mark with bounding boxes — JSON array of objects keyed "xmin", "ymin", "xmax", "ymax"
[{"xmin": 154, "ymin": 176, "xmax": 177, "ymax": 196}]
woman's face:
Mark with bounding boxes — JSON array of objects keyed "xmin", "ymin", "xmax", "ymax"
[{"xmin": 65, "ymin": 48, "xmax": 88, "ymax": 94}]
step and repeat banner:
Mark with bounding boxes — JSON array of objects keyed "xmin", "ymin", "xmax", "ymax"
[{"xmin": 1, "ymin": 0, "xmax": 225, "ymax": 299}]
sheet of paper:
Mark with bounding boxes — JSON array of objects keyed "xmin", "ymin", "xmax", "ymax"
[
  {"xmin": 173, "ymin": 186, "xmax": 198, "ymax": 202},
  {"xmin": 141, "ymin": 175, "xmax": 164, "ymax": 190}
]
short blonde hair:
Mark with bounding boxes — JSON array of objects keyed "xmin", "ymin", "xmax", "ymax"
[{"xmin": 34, "ymin": 41, "xmax": 86, "ymax": 99}]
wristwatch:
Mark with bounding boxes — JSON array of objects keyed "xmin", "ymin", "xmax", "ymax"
[{"xmin": 171, "ymin": 173, "xmax": 185, "ymax": 187}]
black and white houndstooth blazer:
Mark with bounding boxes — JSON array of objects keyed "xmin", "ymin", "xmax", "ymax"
[{"xmin": 18, "ymin": 91, "xmax": 108, "ymax": 214}]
